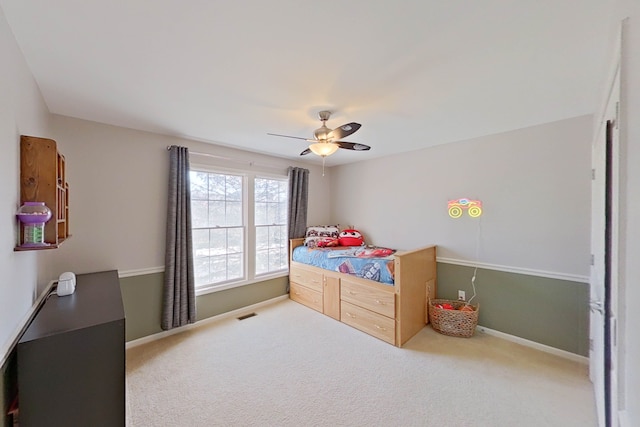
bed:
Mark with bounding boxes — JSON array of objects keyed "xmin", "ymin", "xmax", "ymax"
[{"xmin": 289, "ymin": 238, "xmax": 437, "ymax": 347}]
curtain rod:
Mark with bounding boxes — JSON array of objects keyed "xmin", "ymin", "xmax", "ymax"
[{"xmin": 167, "ymin": 146, "xmax": 286, "ymax": 171}]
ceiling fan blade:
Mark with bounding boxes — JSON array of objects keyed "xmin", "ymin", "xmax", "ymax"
[
  {"xmin": 328, "ymin": 122, "xmax": 361, "ymax": 140},
  {"xmin": 300, "ymin": 148, "xmax": 312, "ymax": 156},
  {"xmin": 336, "ymin": 141, "xmax": 371, "ymax": 151},
  {"xmin": 267, "ymin": 133, "xmax": 314, "ymax": 142}
]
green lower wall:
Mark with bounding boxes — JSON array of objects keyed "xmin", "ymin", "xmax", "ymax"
[
  {"xmin": 120, "ymin": 265, "xmax": 589, "ymax": 356},
  {"xmin": 436, "ymin": 263, "xmax": 589, "ymax": 356},
  {"xmin": 119, "ymin": 273, "xmax": 288, "ymax": 342}
]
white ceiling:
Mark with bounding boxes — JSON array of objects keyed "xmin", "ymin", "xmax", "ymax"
[{"xmin": 1, "ymin": 0, "xmax": 613, "ymax": 166}]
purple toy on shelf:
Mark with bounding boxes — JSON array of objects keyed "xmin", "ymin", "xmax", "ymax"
[{"xmin": 16, "ymin": 202, "xmax": 52, "ymax": 247}]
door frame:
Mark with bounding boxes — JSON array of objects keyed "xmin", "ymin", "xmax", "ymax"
[{"xmin": 590, "ymin": 26, "xmax": 621, "ymax": 427}]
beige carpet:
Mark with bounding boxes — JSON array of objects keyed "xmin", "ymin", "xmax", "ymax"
[{"xmin": 126, "ymin": 299, "xmax": 596, "ymax": 427}]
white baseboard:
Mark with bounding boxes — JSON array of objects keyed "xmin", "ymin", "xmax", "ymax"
[
  {"xmin": 476, "ymin": 325, "xmax": 589, "ymax": 365},
  {"xmin": 126, "ymin": 295, "xmax": 589, "ymax": 366},
  {"xmin": 126, "ymin": 295, "xmax": 289, "ymax": 349}
]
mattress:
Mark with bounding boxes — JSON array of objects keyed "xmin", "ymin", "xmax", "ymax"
[{"xmin": 291, "ymin": 245, "xmax": 396, "ymax": 285}]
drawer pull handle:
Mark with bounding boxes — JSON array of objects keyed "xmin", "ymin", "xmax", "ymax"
[
  {"xmin": 294, "ymin": 292, "xmax": 301, "ymax": 295},
  {"xmin": 349, "ymin": 291, "xmax": 357, "ymax": 295},
  {"xmin": 374, "ymin": 325, "xmax": 386, "ymax": 331},
  {"xmin": 375, "ymin": 300, "xmax": 386, "ymax": 305},
  {"xmin": 346, "ymin": 312, "xmax": 356, "ymax": 318}
]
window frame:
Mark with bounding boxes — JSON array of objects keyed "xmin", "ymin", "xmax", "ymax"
[
  {"xmin": 254, "ymin": 176, "xmax": 289, "ymax": 277},
  {"xmin": 189, "ymin": 163, "xmax": 289, "ymax": 296}
]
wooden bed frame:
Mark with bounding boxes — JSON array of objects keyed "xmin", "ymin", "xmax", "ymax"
[{"xmin": 288, "ymin": 238, "xmax": 437, "ymax": 347}]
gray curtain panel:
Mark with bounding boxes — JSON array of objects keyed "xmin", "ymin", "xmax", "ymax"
[
  {"xmin": 287, "ymin": 167, "xmax": 309, "ymax": 293},
  {"xmin": 162, "ymin": 145, "xmax": 196, "ymax": 330},
  {"xmin": 287, "ymin": 167, "xmax": 310, "ymax": 239}
]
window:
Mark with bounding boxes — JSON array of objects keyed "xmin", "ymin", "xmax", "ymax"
[
  {"xmin": 190, "ymin": 168, "xmax": 288, "ymax": 293},
  {"xmin": 254, "ymin": 178, "xmax": 288, "ymax": 275},
  {"xmin": 190, "ymin": 171, "xmax": 244, "ymax": 288}
]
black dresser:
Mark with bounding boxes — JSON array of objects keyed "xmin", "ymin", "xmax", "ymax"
[{"xmin": 17, "ymin": 270, "xmax": 125, "ymax": 427}]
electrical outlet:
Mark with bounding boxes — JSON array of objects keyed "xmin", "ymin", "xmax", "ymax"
[{"xmin": 458, "ymin": 290, "xmax": 466, "ymax": 301}]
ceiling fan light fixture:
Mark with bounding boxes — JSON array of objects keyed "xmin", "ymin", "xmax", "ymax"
[
  {"xmin": 267, "ymin": 110, "xmax": 370, "ymax": 160},
  {"xmin": 309, "ymin": 142, "xmax": 339, "ymax": 157},
  {"xmin": 313, "ymin": 126, "xmax": 332, "ymax": 141}
]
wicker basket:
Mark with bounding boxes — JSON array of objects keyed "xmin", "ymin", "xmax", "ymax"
[{"xmin": 428, "ymin": 299, "xmax": 479, "ymax": 338}]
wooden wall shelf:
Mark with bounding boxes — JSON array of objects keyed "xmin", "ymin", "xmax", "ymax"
[{"xmin": 16, "ymin": 135, "xmax": 70, "ymax": 250}]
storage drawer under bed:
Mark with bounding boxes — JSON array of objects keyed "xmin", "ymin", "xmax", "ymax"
[
  {"xmin": 341, "ymin": 301, "xmax": 395, "ymax": 345},
  {"xmin": 290, "ymin": 282, "xmax": 323, "ymax": 313},
  {"xmin": 340, "ymin": 278, "xmax": 395, "ymax": 318},
  {"xmin": 289, "ymin": 264, "xmax": 323, "ymax": 292}
]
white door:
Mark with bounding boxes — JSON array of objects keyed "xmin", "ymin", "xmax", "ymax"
[
  {"xmin": 590, "ymin": 115, "xmax": 605, "ymax": 426},
  {"xmin": 590, "ymin": 63, "xmax": 619, "ymax": 427}
]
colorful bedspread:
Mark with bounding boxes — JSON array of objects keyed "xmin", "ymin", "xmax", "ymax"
[{"xmin": 292, "ymin": 246, "xmax": 396, "ymax": 285}]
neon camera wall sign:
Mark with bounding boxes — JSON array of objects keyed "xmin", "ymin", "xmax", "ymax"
[{"xmin": 448, "ymin": 198, "xmax": 483, "ymax": 218}]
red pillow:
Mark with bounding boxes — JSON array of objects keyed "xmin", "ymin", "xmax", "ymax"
[{"xmin": 338, "ymin": 229, "xmax": 364, "ymax": 246}]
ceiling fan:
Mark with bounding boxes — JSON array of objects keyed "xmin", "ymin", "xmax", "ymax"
[{"xmin": 268, "ymin": 110, "xmax": 371, "ymax": 157}]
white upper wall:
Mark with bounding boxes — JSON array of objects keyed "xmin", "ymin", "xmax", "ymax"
[
  {"xmin": 0, "ymin": 6, "xmax": 51, "ymax": 360},
  {"xmin": 330, "ymin": 115, "xmax": 592, "ymax": 278},
  {"xmin": 43, "ymin": 114, "xmax": 332, "ymax": 278}
]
